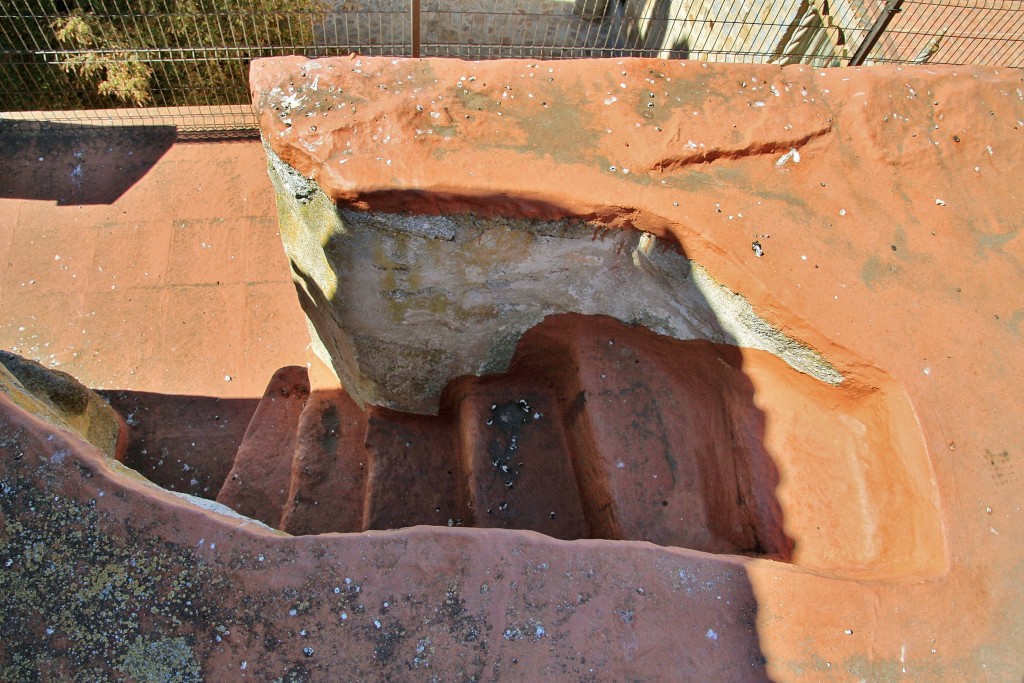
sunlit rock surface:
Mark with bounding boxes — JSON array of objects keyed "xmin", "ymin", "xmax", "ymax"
[{"xmin": 0, "ymin": 56, "xmax": 1020, "ymax": 681}]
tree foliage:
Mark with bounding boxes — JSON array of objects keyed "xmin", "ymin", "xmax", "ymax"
[
  {"xmin": 52, "ymin": 9, "xmax": 154, "ymax": 106},
  {"xmin": 3, "ymin": 0, "xmax": 330, "ymax": 111}
]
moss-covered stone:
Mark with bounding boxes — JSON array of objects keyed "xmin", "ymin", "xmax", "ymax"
[{"xmin": 0, "ymin": 474, "xmax": 214, "ymax": 681}]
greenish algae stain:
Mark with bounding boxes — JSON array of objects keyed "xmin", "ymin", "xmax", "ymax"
[
  {"xmin": 975, "ymin": 228, "xmax": 1017, "ymax": 256},
  {"xmin": 123, "ymin": 636, "xmax": 202, "ymax": 683},
  {"xmin": 447, "ymin": 74, "xmax": 604, "ymax": 168},
  {"xmin": 860, "ymin": 253, "xmax": 897, "ymax": 290}
]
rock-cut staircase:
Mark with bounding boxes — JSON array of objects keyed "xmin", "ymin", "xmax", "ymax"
[{"xmin": 213, "ymin": 314, "xmax": 791, "ymax": 557}]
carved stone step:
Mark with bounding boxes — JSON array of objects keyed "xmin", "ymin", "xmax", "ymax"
[
  {"xmin": 363, "ymin": 407, "xmax": 467, "ymax": 531},
  {"xmin": 216, "ymin": 365, "xmax": 309, "ymax": 528},
  {"xmin": 279, "ymin": 388, "xmax": 369, "ymax": 535},
  {"xmin": 455, "ymin": 378, "xmax": 588, "ymax": 540},
  {"xmin": 215, "ymin": 311, "xmax": 941, "ymax": 580},
  {"xmin": 543, "ymin": 323, "xmax": 775, "ymax": 555}
]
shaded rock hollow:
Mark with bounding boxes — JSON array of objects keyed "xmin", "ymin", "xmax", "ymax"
[
  {"xmin": 212, "ymin": 313, "xmax": 944, "ymax": 580},
  {"xmin": 268, "ymin": 157, "xmax": 843, "ymax": 415},
  {"xmin": 258, "ymin": 55, "xmax": 847, "ymax": 415},
  {"xmin": 248, "ymin": 55, "xmax": 947, "ymax": 580}
]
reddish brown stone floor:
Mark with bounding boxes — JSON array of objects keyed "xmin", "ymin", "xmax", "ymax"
[
  {"xmin": 0, "ymin": 127, "xmax": 309, "ymax": 396},
  {"xmin": 0, "ymin": 127, "xmax": 310, "ymax": 502},
  {"xmin": 2, "ymin": 57, "xmax": 1023, "ymax": 681}
]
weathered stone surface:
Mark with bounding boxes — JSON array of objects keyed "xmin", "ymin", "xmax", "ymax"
[
  {"xmin": 455, "ymin": 376, "xmax": 590, "ymax": 540},
  {"xmin": 241, "ymin": 57, "xmax": 1024, "ymax": 678},
  {"xmin": 1, "ymin": 55, "xmax": 1022, "ymax": 681},
  {"xmin": 278, "ymin": 386, "xmax": 370, "ymax": 535},
  {"xmin": 0, "ymin": 350, "xmax": 123, "ymax": 461},
  {"xmin": 216, "ymin": 365, "xmax": 310, "ymax": 527},
  {"xmin": 100, "ymin": 390, "xmax": 258, "ymax": 500},
  {"xmin": 258, "ymin": 58, "xmax": 845, "ymax": 414},
  {"xmin": 239, "ymin": 314, "xmax": 942, "ymax": 579},
  {"xmin": 496, "ymin": 313, "xmax": 944, "ymax": 579},
  {"xmin": 362, "ymin": 404, "xmax": 464, "ymax": 531},
  {"xmin": 0, "ymin": 385, "xmax": 772, "ymax": 681}
]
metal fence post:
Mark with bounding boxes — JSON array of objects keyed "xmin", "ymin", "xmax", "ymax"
[
  {"xmin": 412, "ymin": 0, "xmax": 421, "ymax": 57},
  {"xmin": 848, "ymin": 0, "xmax": 904, "ymax": 66}
]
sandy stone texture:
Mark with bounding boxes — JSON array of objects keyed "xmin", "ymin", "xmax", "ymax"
[{"xmin": 0, "ymin": 56, "xmax": 1020, "ymax": 681}]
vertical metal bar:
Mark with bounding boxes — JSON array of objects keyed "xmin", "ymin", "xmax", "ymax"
[
  {"xmin": 848, "ymin": 0, "xmax": 904, "ymax": 66},
  {"xmin": 412, "ymin": 0, "xmax": 421, "ymax": 57}
]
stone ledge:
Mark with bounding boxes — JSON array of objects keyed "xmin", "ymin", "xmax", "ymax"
[{"xmin": 252, "ymin": 55, "xmax": 1020, "ymax": 398}]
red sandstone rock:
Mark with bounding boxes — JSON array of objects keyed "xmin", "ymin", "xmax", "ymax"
[
  {"xmin": 456, "ymin": 378, "xmax": 589, "ymax": 540},
  {"xmin": 251, "ymin": 57, "xmax": 1022, "ymax": 394},
  {"xmin": 0, "ymin": 56, "xmax": 1021, "ymax": 681},
  {"xmin": 216, "ymin": 365, "xmax": 310, "ymax": 527},
  {"xmin": 241, "ymin": 314, "xmax": 939, "ymax": 580},
  {"xmin": 0, "ymin": 388, "xmax": 771, "ymax": 679},
  {"xmin": 362, "ymin": 406, "xmax": 465, "ymax": 531},
  {"xmin": 279, "ymin": 387, "xmax": 370, "ymax": 535}
]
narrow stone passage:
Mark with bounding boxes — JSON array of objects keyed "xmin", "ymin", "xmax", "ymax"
[{"xmin": 137, "ymin": 312, "xmax": 941, "ymax": 581}]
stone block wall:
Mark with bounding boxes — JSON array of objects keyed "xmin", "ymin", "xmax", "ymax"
[{"xmin": 315, "ymin": 0, "xmax": 867, "ymax": 63}]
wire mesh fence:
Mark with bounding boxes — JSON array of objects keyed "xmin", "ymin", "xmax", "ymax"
[
  {"xmin": 1, "ymin": 0, "xmax": 354, "ymax": 132},
  {"xmin": 1, "ymin": 0, "xmax": 1021, "ymax": 134},
  {"xmin": 866, "ymin": 0, "xmax": 1023, "ymax": 67}
]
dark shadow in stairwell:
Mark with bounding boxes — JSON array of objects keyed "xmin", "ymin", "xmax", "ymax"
[
  {"xmin": 247, "ymin": 214, "xmax": 793, "ymax": 565},
  {"xmin": 290, "ymin": 183, "xmax": 946, "ymax": 579},
  {"xmin": 286, "ymin": 197, "xmax": 794, "ymax": 561},
  {"xmin": 98, "ymin": 390, "xmax": 259, "ymax": 500}
]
